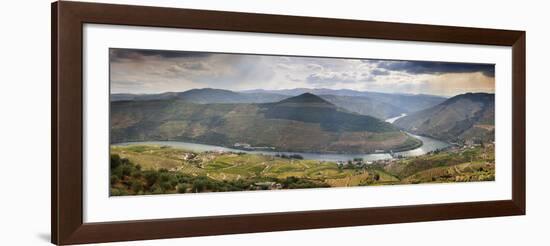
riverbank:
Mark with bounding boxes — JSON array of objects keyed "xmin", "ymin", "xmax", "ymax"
[
  {"xmin": 112, "ymin": 132, "xmax": 423, "ymax": 156},
  {"xmin": 113, "ymin": 129, "xmax": 449, "ymax": 162}
]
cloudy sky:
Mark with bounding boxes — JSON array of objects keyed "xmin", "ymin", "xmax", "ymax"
[{"xmin": 110, "ymin": 48, "xmax": 495, "ymax": 97}]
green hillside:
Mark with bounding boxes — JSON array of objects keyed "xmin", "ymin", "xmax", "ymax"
[
  {"xmin": 111, "ymin": 93, "xmax": 420, "ymax": 154},
  {"xmin": 394, "ymin": 93, "xmax": 495, "ymax": 143}
]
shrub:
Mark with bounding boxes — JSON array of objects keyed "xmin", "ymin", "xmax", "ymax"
[
  {"xmin": 177, "ymin": 184, "xmax": 189, "ymax": 193},
  {"xmin": 159, "ymin": 173, "xmax": 171, "ymax": 183},
  {"xmin": 110, "ymin": 188, "xmax": 128, "ymax": 196},
  {"xmin": 150, "ymin": 184, "xmax": 164, "ymax": 194},
  {"xmin": 131, "ymin": 170, "xmax": 142, "ymax": 179},
  {"xmin": 111, "ymin": 167, "xmax": 123, "ymax": 179},
  {"xmin": 130, "ymin": 180, "xmax": 144, "ymax": 193},
  {"xmin": 110, "ymin": 175, "xmax": 119, "ymax": 185},
  {"xmin": 122, "ymin": 165, "xmax": 133, "ymax": 176},
  {"xmin": 160, "ymin": 181, "xmax": 173, "ymax": 191}
]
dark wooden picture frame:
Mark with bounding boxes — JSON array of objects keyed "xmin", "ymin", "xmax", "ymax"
[{"xmin": 52, "ymin": 1, "xmax": 525, "ymax": 245}]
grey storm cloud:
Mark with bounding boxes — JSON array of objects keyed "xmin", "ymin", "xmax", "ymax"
[
  {"xmin": 110, "ymin": 48, "xmax": 211, "ymax": 62},
  {"xmin": 370, "ymin": 69, "xmax": 390, "ymax": 76},
  {"xmin": 377, "ymin": 61, "xmax": 495, "ymax": 77}
]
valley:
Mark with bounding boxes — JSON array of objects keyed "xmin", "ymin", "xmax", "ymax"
[
  {"xmin": 107, "ymin": 48, "xmax": 497, "ymax": 196},
  {"xmin": 109, "ymin": 88, "xmax": 495, "ymax": 195}
]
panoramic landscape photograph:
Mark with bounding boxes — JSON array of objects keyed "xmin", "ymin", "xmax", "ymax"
[{"xmin": 109, "ymin": 48, "xmax": 496, "ymax": 196}]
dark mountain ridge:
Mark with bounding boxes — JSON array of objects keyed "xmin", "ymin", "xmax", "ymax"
[{"xmin": 277, "ymin": 92, "xmax": 333, "ymax": 105}]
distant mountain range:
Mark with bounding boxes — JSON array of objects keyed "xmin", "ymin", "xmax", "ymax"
[
  {"xmin": 394, "ymin": 93, "xmax": 495, "ymax": 143},
  {"xmin": 111, "ymin": 88, "xmax": 447, "ymax": 119},
  {"xmin": 110, "ymin": 93, "xmax": 421, "ymax": 154},
  {"xmin": 111, "ymin": 88, "xmax": 288, "ymax": 104},
  {"xmin": 242, "ymin": 88, "xmax": 447, "ymax": 113}
]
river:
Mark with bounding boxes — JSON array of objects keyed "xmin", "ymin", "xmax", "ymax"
[
  {"xmin": 385, "ymin": 113, "xmax": 407, "ymax": 124},
  {"xmin": 114, "ymin": 133, "xmax": 448, "ymax": 162},
  {"xmin": 115, "ymin": 136, "xmax": 449, "ymax": 163},
  {"xmin": 114, "ymin": 113, "xmax": 449, "ymax": 162}
]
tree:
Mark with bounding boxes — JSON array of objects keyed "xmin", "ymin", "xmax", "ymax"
[
  {"xmin": 192, "ymin": 179, "xmax": 207, "ymax": 193},
  {"xmin": 144, "ymin": 172, "xmax": 159, "ymax": 188},
  {"xmin": 110, "ymin": 154, "xmax": 122, "ymax": 170}
]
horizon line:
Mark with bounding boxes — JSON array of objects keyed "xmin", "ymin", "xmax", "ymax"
[{"xmin": 111, "ymin": 87, "xmax": 497, "ymax": 98}]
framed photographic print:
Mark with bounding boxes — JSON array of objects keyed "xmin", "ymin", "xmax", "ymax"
[{"xmin": 52, "ymin": 1, "xmax": 525, "ymax": 245}]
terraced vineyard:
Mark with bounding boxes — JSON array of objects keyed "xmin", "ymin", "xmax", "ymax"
[
  {"xmin": 110, "ymin": 143, "xmax": 495, "ymax": 195},
  {"xmin": 111, "ymin": 145, "xmax": 358, "ymax": 182}
]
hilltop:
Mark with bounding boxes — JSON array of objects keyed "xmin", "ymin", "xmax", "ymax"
[{"xmin": 261, "ymin": 93, "xmax": 397, "ymax": 132}]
